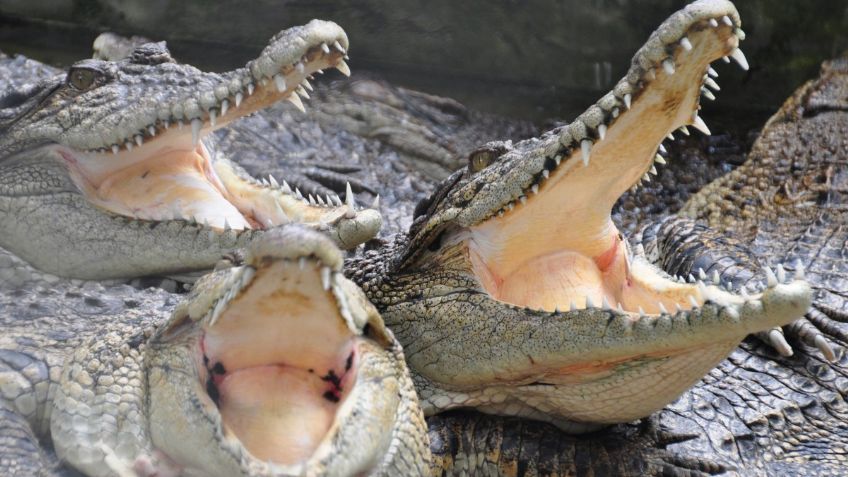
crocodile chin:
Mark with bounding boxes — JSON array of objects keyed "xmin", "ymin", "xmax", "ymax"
[
  {"xmin": 57, "ymin": 38, "xmax": 353, "ymax": 232},
  {"xmin": 201, "ymin": 259, "xmax": 360, "ymax": 465}
]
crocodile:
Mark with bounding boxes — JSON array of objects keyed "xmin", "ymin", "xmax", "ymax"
[
  {"xmin": 0, "ymin": 225, "xmax": 430, "ymax": 477},
  {"xmin": 346, "ymin": 0, "xmax": 811, "ymax": 432},
  {"xmin": 0, "ymin": 20, "xmax": 382, "ymax": 280}
]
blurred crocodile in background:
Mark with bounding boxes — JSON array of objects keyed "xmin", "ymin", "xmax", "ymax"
[
  {"xmin": 0, "ymin": 21, "xmax": 382, "ymax": 281},
  {"xmin": 0, "ymin": 226, "xmax": 430, "ymax": 476}
]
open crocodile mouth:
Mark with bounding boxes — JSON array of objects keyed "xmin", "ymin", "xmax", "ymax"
[
  {"xmin": 57, "ymin": 25, "xmax": 358, "ymax": 232},
  {"xmin": 467, "ymin": 8, "xmax": 749, "ymax": 322},
  {"xmin": 197, "ymin": 257, "xmax": 363, "ymax": 466}
]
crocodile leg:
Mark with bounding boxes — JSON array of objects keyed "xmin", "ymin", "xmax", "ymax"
[{"xmin": 0, "ymin": 405, "xmax": 51, "ymax": 477}]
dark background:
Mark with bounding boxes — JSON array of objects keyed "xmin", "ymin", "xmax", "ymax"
[{"xmin": 1, "ymin": 0, "xmax": 847, "ymax": 130}]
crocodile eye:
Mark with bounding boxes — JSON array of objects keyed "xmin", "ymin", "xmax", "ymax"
[
  {"xmin": 469, "ymin": 151, "xmax": 493, "ymax": 172},
  {"xmin": 67, "ymin": 68, "xmax": 98, "ymax": 91}
]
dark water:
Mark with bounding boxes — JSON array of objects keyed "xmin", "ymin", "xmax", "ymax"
[{"xmin": 1, "ymin": 0, "xmax": 846, "ymax": 132}]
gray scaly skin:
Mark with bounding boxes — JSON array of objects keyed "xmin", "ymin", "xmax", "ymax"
[
  {"xmin": 348, "ymin": 0, "xmax": 811, "ymax": 432},
  {"xmin": 0, "ymin": 21, "xmax": 381, "ymax": 280},
  {"xmin": 0, "ymin": 226, "xmax": 430, "ymax": 477}
]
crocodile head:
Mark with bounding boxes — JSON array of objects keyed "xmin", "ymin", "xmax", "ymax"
[
  {"xmin": 358, "ymin": 0, "xmax": 811, "ymax": 431},
  {"xmin": 0, "ymin": 20, "xmax": 381, "ymax": 279},
  {"xmin": 144, "ymin": 226, "xmax": 426, "ymax": 476}
]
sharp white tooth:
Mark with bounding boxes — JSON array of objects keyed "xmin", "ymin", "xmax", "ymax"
[
  {"xmin": 345, "ymin": 182, "xmax": 356, "ymax": 209},
  {"xmin": 638, "ymin": 306, "xmax": 645, "ymax": 317},
  {"xmin": 191, "ymin": 118, "xmax": 202, "ymax": 146},
  {"xmin": 688, "ymin": 274, "xmax": 696, "ymax": 283},
  {"xmin": 295, "ymin": 62, "xmax": 305, "ymax": 74},
  {"xmin": 299, "ymin": 257, "xmax": 306, "ymax": 270},
  {"xmin": 287, "ymin": 94, "xmax": 306, "ymax": 113},
  {"xmin": 709, "ymin": 18, "xmax": 719, "ymax": 27},
  {"xmin": 698, "ymin": 268, "xmax": 708, "ymax": 281},
  {"xmin": 126, "ymin": 140, "xmax": 133, "ymax": 151},
  {"xmin": 617, "ymin": 303, "xmax": 624, "ymax": 313},
  {"xmin": 296, "ymin": 85, "xmax": 310, "ymax": 99},
  {"xmin": 111, "ymin": 144, "xmax": 119, "ymax": 155},
  {"xmin": 163, "ymin": 120, "xmax": 170, "ymax": 129},
  {"xmin": 678, "ymin": 125, "xmax": 690, "ymax": 136},
  {"xmin": 675, "ymin": 303, "xmax": 683, "ymax": 313},
  {"xmin": 333, "ymin": 40, "xmax": 345, "ymax": 53},
  {"xmin": 321, "ymin": 43, "xmax": 331, "ymax": 54},
  {"xmin": 658, "ymin": 302, "xmax": 668, "ymax": 314},
  {"xmin": 316, "ymin": 195, "xmax": 326, "ymax": 206},
  {"xmin": 701, "ymin": 88, "xmax": 716, "ymax": 101},
  {"xmin": 649, "ymin": 165, "xmax": 658, "ymax": 175},
  {"xmin": 659, "ymin": 144, "xmax": 667, "ymax": 154},
  {"xmin": 795, "ymin": 260, "xmax": 805, "ymax": 280},
  {"xmin": 597, "ymin": 124, "xmax": 607, "ymax": 140},
  {"xmin": 662, "ymin": 59, "xmax": 675, "ymax": 75},
  {"xmin": 708, "ymin": 66, "xmax": 719, "ymax": 78},
  {"xmin": 643, "ymin": 173, "xmax": 651, "ymax": 182},
  {"xmin": 332, "ymin": 194, "xmax": 342, "ymax": 206},
  {"xmin": 336, "ymin": 60, "xmax": 351, "ymax": 77},
  {"xmin": 705, "ymin": 77, "xmax": 720, "ymax": 91},
  {"xmin": 602, "ymin": 296, "xmax": 611, "ymax": 310},
  {"xmin": 585, "ymin": 296, "xmax": 594, "ymax": 309},
  {"xmin": 371, "ymin": 195, "xmax": 380, "ymax": 209},
  {"xmin": 581, "ymin": 139, "xmax": 592, "ymax": 167},
  {"xmin": 688, "ymin": 296, "xmax": 699, "ymax": 308},
  {"xmin": 220, "ymin": 99, "xmax": 229, "ymax": 116},
  {"xmin": 235, "ymin": 92, "xmax": 243, "ymax": 107},
  {"xmin": 177, "ymin": 119, "xmax": 184, "ymax": 129},
  {"xmin": 209, "ymin": 109, "xmax": 217, "ymax": 127},
  {"xmin": 623, "ymin": 94, "xmax": 631, "ymax": 109},
  {"xmin": 729, "ymin": 48, "xmax": 749, "ymax": 71},
  {"xmin": 554, "ymin": 155, "xmax": 562, "ymax": 166},
  {"xmin": 666, "ymin": 133, "xmax": 675, "ymax": 141},
  {"xmin": 148, "ymin": 125, "xmax": 156, "ymax": 136},
  {"xmin": 274, "ymin": 74, "xmax": 287, "ymax": 92},
  {"xmin": 709, "ymin": 271, "xmax": 720, "ymax": 285},
  {"xmin": 765, "ymin": 267, "xmax": 778, "ymax": 287},
  {"xmin": 542, "ymin": 169, "xmax": 550, "ymax": 179},
  {"xmin": 282, "ymin": 180, "xmax": 292, "ymax": 194},
  {"xmin": 223, "ymin": 219, "xmax": 230, "ymax": 231},
  {"xmin": 302, "ymin": 79, "xmax": 313, "ymax": 91},
  {"xmin": 680, "ymin": 37, "xmax": 693, "ymax": 51},
  {"xmin": 507, "ymin": 203, "xmax": 514, "ymax": 211},
  {"xmin": 569, "ymin": 301, "xmax": 577, "ymax": 312},
  {"xmin": 612, "ymin": 107, "xmax": 620, "ymax": 118},
  {"xmin": 134, "ymin": 135, "xmax": 143, "ymax": 146},
  {"xmin": 722, "ymin": 15, "xmax": 732, "ymax": 26},
  {"xmin": 261, "ymin": 178, "xmax": 270, "ymax": 187},
  {"xmin": 269, "ymin": 175, "xmax": 279, "ymax": 188},
  {"xmin": 308, "ymin": 194, "xmax": 316, "ymax": 205},
  {"xmin": 321, "ymin": 266, "xmax": 331, "ymax": 290},
  {"xmin": 531, "ymin": 184, "xmax": 539, "ymax": 194},
  {"xmin": 692, "ymin": 115, "xmax": 711, "ymax": 135},
  {"xmin": 295, "ymin": 188, "xmax": 303, "ymax": 200},
  {"xmin": 777, "ymin": 264, "xmax": 786, "ymax": 284},
  {"xmin": 722, "ymin": 56, "xmax": 731, "ymax": 64},
  {"xmin": 247, "ymin": 83, "xmax": 255, "ymax": 95},
  {"xmin": 519, "ymin": 196, "xmax": 527, "ymax": 205}
]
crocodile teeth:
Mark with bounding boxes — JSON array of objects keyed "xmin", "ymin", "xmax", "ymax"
[
  {"xmin": 580, "ymin": 140, "xmax": 592, "ymax": 166},
  {"xmin": 274, "ymin": 74, "xmax": 287, "ymax": 93},
  {"xmin": 209, "ymin": 109, "xmax": 217, "ymax": 127},
  {"xmin": 729, "ymin": 48, "xmax": 749, "ymax": 71},
  {"xmin": 235, "ymin": 92, "xmax": 243, "ymax": 107},
  {"xmin": 708, "ymin": 18, "xmax": 719, "ymax": 27},
  {"xmin": 220, "ymin": 99, "xmax": 229, "ymax": 116},
  {"xmin": 777, "ymin": 264, "xmax": 787, "ymax": 284},
  {"xmin": 601, "ymin": 296, "xmax": 611, "ymax": 310},
  {"xmin": 345, "ymin": 182, "xmax": 356, "ymax": 209},
  {"xmin": 321, "ymin": 266, "xmax": 332, "ymax": 290},
  {"xmin": 296, "ymin": 85, "xmax": 310, "ymax": 99},
  {"xmin": 623, "ymin": 94, "xmax": 632, "ymax": 109},
  {"xmin": 247, "ymin": 83, "xmax": 255, "ymax": 95},
  {"xmin": 688, "ymin": 296, "xmax": 699, "ymax": 308},
  {"xmin": 111, "ymin": 145, "xmax": 119, "ymax": 155},
  {"xmin": 701, "ymin": 88, "xmax": 716, "ymax": 101},
  {"xmin": 691, "ymin": 115, "xmax": 711, "ymax": 135},
  {"xmin": 191, "ymin": 119, "xmax": 202, "ymax": 147},
  {"xmin": 654, "ymin": 154, "xmax": 666, "ymax": 165},
  {"xmin": 679, "ymin": 37, "xmax": 693, "ymax": 51},
  {"xmin": 287, "ymin": 94, "xmax": 306, "ymax": 113},
  {"xmin": 336, "ymin": 60, "xmax": 351, "ymax": 77},
  {"xmin": 705, "ymin": 77, "xmax": 720, "ymax": 91},
  {"xmin": 662, "ymin": 59, "xmax": 675, "ymax": 75},
  {"xmin": 148, "ymin": 125, "xmax": 157, "ymax": 136},
  {"xmin": 666, "ymin": 132, "xmax": 675, "ymax": 141},
  {"xmin": 302, "ymin": 79, "xmax": 313, "ymax": 91},
  {"xmin": 126, "ymin": 141, "xmax": 133, "ymax": 151},
  {"xmin": 542, "ymin": 169, "xmax": 550, "ymax": 179},
  {"xmin": 658, "ymin": 144, "xmax": 667, "ymax": 154},
  {"xmin": 649, "ymin": 165, "xmax": 658, "ymax": 175},
  {"xmin": 585, "ymin": 296, "xmax": 594, "ymax": 309},
  {"xmin": 134, "ymin": 135, "xmax": 143, "ymax": 146},
  {"xmin": 295, "ymin": 188, "xmax": 303, "ymax": 200},
  {"xmin": 708, "ymin": 66, "xmax": 719, "ymax": 78},
  {"xmin": 722, "ymin": 15, "xmax": 733, "ymax": 26},
  {"xmin": 764, "ymin": 267, "xmax": 778, "ymax": 287},
  {"xmin": 333, "ymin": 40, "xmax": 345, "ymax": 53},
  {"xmin": 316, "ymin": 195, "xmax": 325, "ymax": 206},
  {"xmin": 712, "ymin": 271, "xmax": 721, "ymax": 285},
  {"xmin": 597, "ymin": 124, "xmax": 607, "ymax": 140},
  {"xmin": 321, "ymin": 43, "xmax": 331, "ymax": 54},
  {"xmin": 269, "ymin": 175, "xmax": 279, "ymax": 188},
  {"xmin": 299, "ymin": 257, "xmax": 307, "ymax": 270},
  {"xmin": 332, "ymin": 194, "xmax": 342, "ymax": 206},
  {"xmin": 658, "ymin": 302, "xmax": 668, "ymax": 314},
  {"xmin": 282, "ymin": 180, "xmax": 293, "ymax": 194},
  {"xmin": 795, "ymin": 260, "xmax": 806, "ymax": 280}
]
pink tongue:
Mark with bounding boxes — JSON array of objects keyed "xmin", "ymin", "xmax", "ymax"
[{"xmin": 217, "ymin": 365, "xmax": 338, "ymax": 465}]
